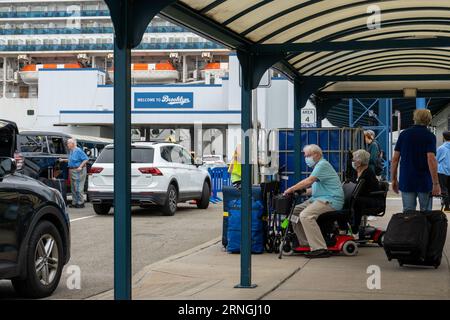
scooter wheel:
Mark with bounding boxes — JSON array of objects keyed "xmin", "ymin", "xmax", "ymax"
[
  {"xmin": 377, "ymin": 232, "xmax": 385, "ymax": 247},
  {"xmin": 342, "ymin": 241, "xmax": 358, "ymax": 256}
]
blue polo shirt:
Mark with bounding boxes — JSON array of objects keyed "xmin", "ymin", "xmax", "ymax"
[
  {"xmin": 68, "ymin": 147, "xmax": 89, "ymax": 168},
  {"xmin": 310, "ymin": 158, "xmax": 344, "ymax": 210},
  {"xmin": 394, "ymin": 125, "xmax": 436, "ymax": 192},
  {"xmin": 437, "ymin": 142, "xmax": 450, "ymax": 176}
]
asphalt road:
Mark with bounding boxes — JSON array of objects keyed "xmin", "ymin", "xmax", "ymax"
[{"xmin": 0, "ymin": 202, "xmax": 223, "ymax": 300}]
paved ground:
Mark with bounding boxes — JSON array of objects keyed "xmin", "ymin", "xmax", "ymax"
[
  {"xmin": 0, "ymin": 202, "xmax": 223, "ymax": 300},
  {"xmin": 92, "ymin": 198, "xmax": 450, "ymax": 300}
]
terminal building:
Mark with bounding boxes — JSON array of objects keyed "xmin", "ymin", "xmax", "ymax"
[{"xmin": 0, "ymin": 0, "xmax": 449, "ymax": 162}]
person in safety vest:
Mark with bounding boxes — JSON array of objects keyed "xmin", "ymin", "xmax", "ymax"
[{"xmin": 228, "ymin": 144, "xmax": 241, "ymax": 189}]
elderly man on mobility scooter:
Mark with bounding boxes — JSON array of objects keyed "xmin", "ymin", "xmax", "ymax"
[{"xmin": 284, "ymin": 144, "xmax": 345, "ymax": 258}]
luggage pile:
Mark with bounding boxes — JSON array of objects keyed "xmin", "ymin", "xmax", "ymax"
[{"xmin": 222, "ymin": 186, "xmax": 265, "ymax": 254}]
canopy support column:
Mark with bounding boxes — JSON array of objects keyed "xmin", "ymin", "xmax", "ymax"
[
  {"xmin": 105, "ymin": 0, "xmax": 176, "ymax": 300},
  {"xmin": 235, "ymin": 51, "xmax": 283, "ymax": 288},
  {"xmin": 378, "ymin": 99, "xmax": 392, "ymax": 180}
]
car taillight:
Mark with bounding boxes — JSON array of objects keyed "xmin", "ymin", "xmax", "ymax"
[
  {"xmin": 14, "ymin": 151, "xmax": 24, "ymax": 170},
  {"xmin": 138, "ymin": 167, "xmax": 163, "ymax": 175},
  {"xmin": 89, "ymin": 167, "xmax": 103, "ymax": 175}
]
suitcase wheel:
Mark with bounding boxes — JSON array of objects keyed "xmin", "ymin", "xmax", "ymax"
[{"xmin": 398, "ymin": 261, "xmax": 404, "ymax": 267}]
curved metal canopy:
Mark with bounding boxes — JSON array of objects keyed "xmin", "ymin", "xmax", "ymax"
[{"xmin": 162, "ymin": 0, "xmax": 450, "ymax": 95}]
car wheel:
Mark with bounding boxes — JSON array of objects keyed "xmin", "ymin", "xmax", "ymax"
[
  {"xmin": 12, "ymin": 221, "xmax": 64, "ymax": 299},
  {"xmin": 93, "ymin": 204, "xmax": 111, "ymax": 215},
  {"xmin": 196, "ymin": 181, "xmax": 210, "ymax": 209},
  {"xmin": 162, "ymin": 184, "xmax": 178, "ymax": 216}
]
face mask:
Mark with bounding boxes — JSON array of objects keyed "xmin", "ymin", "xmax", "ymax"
[
  {"xmin": 305, "ymin": 156, "xmax": 316, "ymax": 168},
  {"xmin": 352, "ymin": 161, "xmax": 358, "ymax": 170}
]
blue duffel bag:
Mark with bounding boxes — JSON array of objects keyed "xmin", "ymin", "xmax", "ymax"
[{"xmin": 227, "ymin": 198, "xmax": 265, "ymax": 254}]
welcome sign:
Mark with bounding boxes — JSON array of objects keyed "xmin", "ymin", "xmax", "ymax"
[{"xmin": 134, "ymin": 92, "xmax": 194, "ymax": 108}]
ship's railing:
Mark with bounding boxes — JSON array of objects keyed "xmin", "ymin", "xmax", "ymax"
[
  {"xmin": 0, "ymin": 42, "xmax": 224, "ymax": 52},
  {"xmin": 0, "ymin": 25, "xmax": 188, "ymax": 35},
  {"xmin": 0, "ymin": 10, "xmax": 110, "ymax": 18}
]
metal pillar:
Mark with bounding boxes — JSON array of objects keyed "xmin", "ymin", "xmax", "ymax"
[
  {"xmin": 112, "ymin": 33, "xmax": 132, "ymax": 301},
  {"xmin": 105, "ymin": 0, "xmax": 176, "ymax": 300},
  {"xmin": 378, "ymin": 99, "xmax": 392, "ymax": 180},
  {"xmin": 235, "ymin": 51, "xmax": 284, "ymax": 288},
  {"xmin": 349, "ymin": 99, "xmax": 354, "ymax": 127},
  {"xmin": 236, "ymin": 52, "xmax": 255, "ymax": 288},
  {"xmin": 416, "ymin": 98, "xmax": 426, "ymax": 109}
]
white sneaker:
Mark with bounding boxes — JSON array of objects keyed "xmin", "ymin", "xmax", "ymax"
[{"xmin": 367, "ymin": 216, "xmax": 377, "ymax": 222}]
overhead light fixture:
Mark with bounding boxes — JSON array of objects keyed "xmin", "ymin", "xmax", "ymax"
[{"xmin": 403, "ymin": 88, "xmax": 417, "ymax": 98}]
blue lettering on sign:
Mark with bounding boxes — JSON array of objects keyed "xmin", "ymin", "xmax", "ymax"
[{"xmin": 134, "ymin": 92, "xmax": 194, "ymax": 108}]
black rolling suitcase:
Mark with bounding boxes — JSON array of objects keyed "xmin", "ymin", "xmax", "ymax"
[
  {"xmin": 418, "ymin": 211, "xmax": 447, "ymax": 268},
  {"xmin": 384, "ymin": 212, "xmax": 429, "ymax": 264},
  {"xmin": 384, "ymin": 210, "xmax": 448, "ymax": 268}
]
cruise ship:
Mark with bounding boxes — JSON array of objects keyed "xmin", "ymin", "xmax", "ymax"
[
  {"xmin": 0, "ymin": 0, "xmax": 301, "ymax": 160},
  {"xmin": 1, "ymin": 1, "xmax": 448, "ymax": 160}
]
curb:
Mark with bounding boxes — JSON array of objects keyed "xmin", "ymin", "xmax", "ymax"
[{"xmin": 88, "ymin": 236, "xmax": 222, "ymax": 299}]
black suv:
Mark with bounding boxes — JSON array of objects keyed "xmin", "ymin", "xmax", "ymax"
[{"xmin": 0, "ymin": 120, "xmax": 70, "ymax": 298}]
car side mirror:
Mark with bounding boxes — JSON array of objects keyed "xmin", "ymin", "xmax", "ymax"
[{"xmin": 0, "ymin": 157, "xmax": 17, "ymax": 178}]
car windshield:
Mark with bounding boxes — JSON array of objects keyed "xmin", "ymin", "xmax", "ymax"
[
  {"xmin": 96, "ymin": 147, "xmax": 154, "ymax": 164},
  {"xmin": 17, "ymin": 135, "xmax": 48, "ymax": 153}
]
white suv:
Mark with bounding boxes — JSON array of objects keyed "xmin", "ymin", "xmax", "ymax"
[{"xmin": 88, "ymin": 142, "xmax": 211, "ymax": 216}]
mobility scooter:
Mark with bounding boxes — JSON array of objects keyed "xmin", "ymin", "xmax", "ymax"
[{"xmin": 276, "ymin": 181, "xmax": 363, "ymax": 258}]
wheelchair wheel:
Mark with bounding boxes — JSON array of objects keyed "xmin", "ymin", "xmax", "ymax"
[
  {"xmin": 342, "ymin": 240, "xmax": 358, "ymax": 256},
  {"xmin": 265, "ymin": 237, "xmax": 274, "ymax": 253},
  {"xmin": 274, "ymin": 236, "xmax": 281, "ymax": 254},
  {"xmin": 279, "ymin": 239, "xmax": 294, "ymax": 256}
]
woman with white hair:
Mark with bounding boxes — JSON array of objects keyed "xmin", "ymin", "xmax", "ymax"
[{"xmin": 351, "ymin": 149, "xmax": 383, "ymax": 237}]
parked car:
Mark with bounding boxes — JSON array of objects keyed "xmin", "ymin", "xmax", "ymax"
[
  {"xmin": 0, "ymin": 120, "xmax": 70, "ymax": 298},
  {"xmin": 88, "ymin": 142, "xmax": 211, "ymax": 216},
  {"xmin": 202, "ymin": 154, "xmax": 226, "ymax": 168},
  {"xmin": 15, "ymin": 131, "xmax": 112, "ymax": 201}
]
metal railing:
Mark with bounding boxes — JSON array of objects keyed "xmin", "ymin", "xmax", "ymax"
[
  {"xmin": 208, "ymin": 166, "xmax": 231, "ymax": 204},
  {"xmin": 0, "ymin": 42, "xmax": 223, "ymax": 52}
]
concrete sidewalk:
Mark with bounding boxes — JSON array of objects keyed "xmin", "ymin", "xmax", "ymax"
[{"xmin": 92, "ymin": 200, "xmax": 450, "ymax": 300}]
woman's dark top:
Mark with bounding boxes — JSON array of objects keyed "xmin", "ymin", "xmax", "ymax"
[{"xmin": 357, "ymin": 168, "xmax": 381, "ymax": 197}]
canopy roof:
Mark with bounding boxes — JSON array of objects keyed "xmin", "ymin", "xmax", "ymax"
[{"xmin": 162, "ymin": 0, "xmax": 450, "ymax": 95}]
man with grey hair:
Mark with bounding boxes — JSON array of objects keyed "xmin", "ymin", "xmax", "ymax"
[
  {"xmin": 284, "ymin": 144, "xmax": 344, "ymax": 258},
  {"xmin": 392, "ymin": 109, "xmax": 440, "ymax": 212},
  {"xmin": 60, "ymin": 138, "xmax": 89, "ymax": 208}
]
